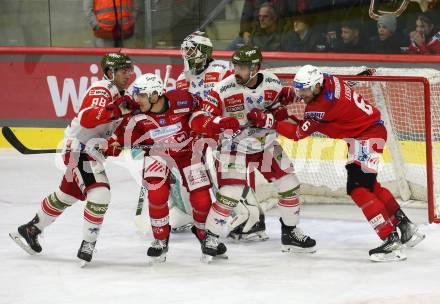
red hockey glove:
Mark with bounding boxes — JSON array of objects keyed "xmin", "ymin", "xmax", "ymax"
[
  {"xmin": 106, "ymin": 95, "xmax": 138, "ymax": 120},
  {"xmin": 272, "ymin": 106, "xmax": 289, "ymax": 121},
  {"xmin": 103, "ymin": 138, "xmax": 122, "ymax": 157},
  {"xmin": 278, "ymin": 86, "xmax": 295, "ymax": 105},
  {"xmin": 247, "ymin": 108, "xmax": 275, "ymax": 129},
  {"xmin": 210, "ymin": 116, "xmax": 240, "ymax": 134}
]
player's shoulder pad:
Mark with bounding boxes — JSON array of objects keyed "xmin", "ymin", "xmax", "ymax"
[
  {"xmin": 165, "ymin": 89, "xmax": 194, "ymax": 112},
  {"xmin": 215, "ymin": 73, "xmax": 237, "ymax": 94},
  {"xmin": 86, "ymin": 79, "xmax": 115, "ymax": 99},
  {"xmin": 261, "ymin": 70, "xmax": 282, "ymax": 89},
  {"xmin": 323, "ymin": 75, "xmax": 341, "ymax": 101}
]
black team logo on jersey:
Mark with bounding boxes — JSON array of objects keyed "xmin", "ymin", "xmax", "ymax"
[{"xmin": 220, "ymin": 82, "xmax": 235, "ymax": 93}]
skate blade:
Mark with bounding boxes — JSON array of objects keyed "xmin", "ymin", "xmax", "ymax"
[
  {"xmin": 148, "ymin": 255, "xmax": 167, "ymax": 264},
  {"xmin": 215, "ymin": 253, "xmax": 228, "ymax": 260},
  {"xmin": 200, "ymin": 254, "xmax": 214, "ymax": 264},
  {"xmin": 79, "ymin": 260, "xmax": 90, "ymax": 268},
  {"xmin": 171, "ymin": 224, "xmax": 193, "ymax": 233},
  {"xmin": 404, "ymin": 231, "xmax": 426, "ymax": 248},
  {"xmin": 369, "ymin": 249, "xmax": 407, "ymax": 262},
  {"xmin": 281, "ymin": 245, "xmax": 316, "ymax": 254},
  {"xmin": 229, "ymin": 231, "xmax": 269, "ymax": 242},
  {"xmin": 9, "ymin": 232, "xmax": 37, "ymax": 256}
]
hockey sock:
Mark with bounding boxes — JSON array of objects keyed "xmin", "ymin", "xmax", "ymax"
[
  {"xmin": 35, "ymin": 191, "xmax": 75, "ymax": 230},
  {"xmin": 147, "ymin": 179, "xmax": 171, "ymax": 240},
  {"xmin": 189, "ymin": 188, "xmax": 212, "ymax": 238},
  {"xmin": 350, "ymin": 187, "xmax": 395, "ymax": 240},
  {"xmin": 277, "ymin": 189, "xmax": 301, "ymax": 227},
  {"xmin": 373, "ymin": 181, "xmax": 401, "ymax": 225},
  {"xmin": 83, "ymin": 187, "xmax": 110, "ymax": 242}
]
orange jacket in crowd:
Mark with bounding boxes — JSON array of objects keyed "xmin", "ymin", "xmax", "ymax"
[{"xmin": 93, "ymin": 0, "xmax": 135, "ymax": 40}]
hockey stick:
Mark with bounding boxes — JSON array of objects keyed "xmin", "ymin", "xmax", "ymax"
[{"xmin": 2, "ymin": 126, "xmax": 59, "ymax": 154}]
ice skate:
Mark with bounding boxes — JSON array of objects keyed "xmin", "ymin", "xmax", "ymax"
[
  {"xmin": 147, "ymin": 237, "xmax": 169, "ymax": 263},
  {"xmin": 171, "ymin": 223, "xmax": 193, "ymax": 233},
  {"xmin": 280, "ymin": 219, "xmax": 316, "ymax": 253},
  {"xmin": 77, "ymin": 240, "xmax": 96, "ymax": 267},
  {"xmin": 200, "ymin": 231, "xmax": 228, "ymax": 263},
  {"xmin": 9, "ymin": 215, "xmax": 42, "ymax": 255},
  {"xmin": 395, "ymin": 209, "xmax": 425, "ymax": 248},
  {"xmin": 191, "ymin": 226, "xmax": 227, "ymax": 259},
  {"xmin": 369, "ymin": 231, "xmax": 406, "ymax": 262},
  {"xmin": 228, "ymin": 214, "xmax": 268, "ymax": 242}
]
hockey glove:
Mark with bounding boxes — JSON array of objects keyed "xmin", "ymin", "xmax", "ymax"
[
  {"xmin": 106, "ymin": 95, "xmax": 138, "ymax": 120},
  {"xmin": 272, "ymin": 106, "xmax": 289, "ymax": 121},
  {"xmin": 247, "ymin": 108, "xmax": 275, "ymax": 129},
  {"xmin": 210, "ymin": 116, "xmax": 240, "ymax": 134},
  {"xmin": 103, "ymin": 138, "xmax": 122, "ymax": 157},
  {"xmin": 278, "ymin": 86, "xmax": 296, "ymax": 105}
]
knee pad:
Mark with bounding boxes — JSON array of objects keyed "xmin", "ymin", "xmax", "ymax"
[
  {"xmin": 54, "ymin": 188, "xmax": 78, "ymax": 206},
  {"xmin": 274, "ymin": 174, "xmax": 300, "ymax": 198},
  {"xmin": 86, "ymin": 187, "xmax": 110, "ymax": 205},
  {"xmin": 190, "ymin": 189, "xmax": 212, "ymax": 213},
  {"xmin": 346, "ymin": 163, "xmax": 377, "ymax": 195},
  {"xmin": 216, "ymin": 185, "xmax": 244, "ymax": 208},
  {"xmin": 147, "ymin": 178, "xmax": 170, "ymax": 208}
]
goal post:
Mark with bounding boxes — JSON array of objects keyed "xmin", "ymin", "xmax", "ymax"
[{"xmin": 253, "ymin": 67, "xmax": 439, "ymax": 224}]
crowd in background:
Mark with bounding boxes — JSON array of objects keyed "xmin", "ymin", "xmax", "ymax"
[{"xmin": 226, "ymin": 0, "xmax": 440, "ymax": 54}]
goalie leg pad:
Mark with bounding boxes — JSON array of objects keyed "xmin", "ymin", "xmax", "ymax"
[
  {"xmin": 274, "ymin": 174, "xmax": 301, "ymax": 227},
  {"xmin": 83, "ymin": 187, "xmax": 110, "ymax": 242},
  {"xmin": 205, "ymin": 185, "xmax": 242, "ymax": 236},
  {"xmin": 346, "ymin": 163, "xmax": 377, "ymax": 195},
  {"xmin": 350, "ymin": 187, "xmax": 394, "ymax": 240}
]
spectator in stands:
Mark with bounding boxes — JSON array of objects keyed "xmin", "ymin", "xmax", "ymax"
[
  {"xmin": 83, "ymin": 0, "xmax": 138, "ymax": 47},
  {"xmin": 248, "ymin": 2, "xmax": 283, "ymax": 51},
  {"xmin": 227, "ymin": 0, "xmax": 287, "ymax": 50},
  {"xmin": 280, "ymin": 15, "xmax": 323, "ymax": 52},
  {"xmin": 368, "ymin": 14, "xmax": 403, "ymax": 53},
  {"xmin": 408, "ymin": 12, "xmax": 440, "ymax": 54},
  {"xmin": 333, "ymin": 20, "xmax": 368, "ymax": 53}
]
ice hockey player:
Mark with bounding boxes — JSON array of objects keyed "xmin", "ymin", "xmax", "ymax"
[
  {"xmin": 276, "ymin": 64, "xmax": 426, "ymax": 262},
  {"xmin": 190, "ymin": 45, "xmax": 316, "ymax": 261},
  {"xmin": 175, "ymin": 31, "xmax": 271, "ymax": 241},
  {"xmin": 108, "ymin": 73, "xmax": 227, "ymax": 262},
  {"xmin": 9, "ymin": 52, "xmax": 138, "ymax": 266}
]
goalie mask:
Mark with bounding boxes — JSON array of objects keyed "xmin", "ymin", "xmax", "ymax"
[
  {"xmin": 180, "ymin": 31, "xmax": 213, "ymax": 75},
  {"xmin": 131, "ymin": 73, "xmax": 164, "ymax": 104},
  {"xmin": 101, "ymin": 52, "xmax": 133, "ymax": 79}
]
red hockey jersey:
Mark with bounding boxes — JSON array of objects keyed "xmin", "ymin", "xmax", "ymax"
[
  {"xmin": 112, "ymin": 90, "xmax": 198, "ymax": 156},
  {"xmin": 277, "ymin": 75, "xmax": 384, "ymax": 141}
]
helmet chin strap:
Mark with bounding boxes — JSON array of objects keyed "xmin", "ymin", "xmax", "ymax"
[{"xmin": 243, "ymin": 65, "xmax": 258, "ymax": 87}]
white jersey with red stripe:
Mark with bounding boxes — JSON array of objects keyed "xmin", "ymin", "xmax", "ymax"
[
  {"xmin": 191, "ymin": 70, "xmax": 283, "ymax": 154},
  {"xmin": 176, "ymin": 59, "xmax": 232, "ymax": 99},
  {"xmin": 64, "ymin": 79, "xmax": 123, "ymax": 150}
]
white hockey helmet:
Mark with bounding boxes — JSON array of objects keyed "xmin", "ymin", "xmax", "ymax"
[
  {"xmin": 180, "ymin": 31, "xmax": 213, "ymax": 74},
  {"xmin": 131, "ymin": 73, "xmax": 164, "ymax": 100},
  {"xmin": 293, "ymin": 65, "xmax": 324, "ymax": 91}
]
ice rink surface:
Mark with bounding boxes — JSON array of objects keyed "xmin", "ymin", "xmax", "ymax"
[{"xmin": 1, "ymin": 149, "xmax": 439, "ymax": 304}]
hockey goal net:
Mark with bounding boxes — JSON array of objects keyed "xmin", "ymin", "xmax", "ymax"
[{"xmin": 253, "ymin": 66, "xmax": 440, "ymax": 224}]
